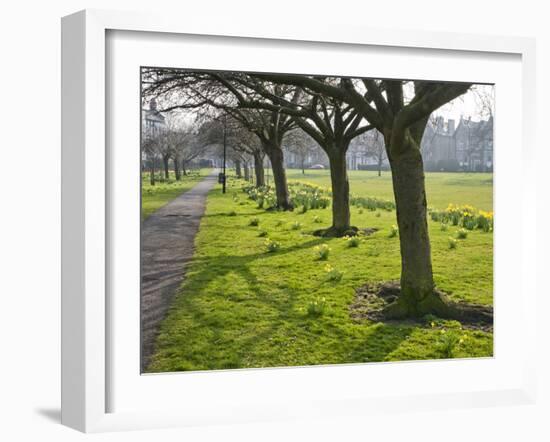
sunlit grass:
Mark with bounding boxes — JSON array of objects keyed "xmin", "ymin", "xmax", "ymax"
[{"xmin": 146, "ymin": 169, "xmax": 493, "ymax": 373}]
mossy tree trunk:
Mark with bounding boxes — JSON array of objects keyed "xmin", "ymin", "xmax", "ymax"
[
  {"xmin": 327, "ymin": 147, "xmax": 352, "ymax": 233},
  {"xmin": 386, "ymin": 137, "xmax": 435, "ymax": 317},
  {"xmin": 383, "ymin": 128, "xmax": 451, "ymax": 318},
  {"xmin": 174, "ymin": 157, "xmax": 181, "ymax": 180},
  {"xmin": 235, "ymin": 159, "xmax": 242, "ymax": 178},
  {"xmin": 264, "ymin": 141, "xmax": 292, "ymax": 210},
  {"xmin": 162, "ymin": 154, "xmax": 170, "ymax": 180},
  {"xmin": 253, "ymin": 151, "xmax": 265, "ymax": 187}
]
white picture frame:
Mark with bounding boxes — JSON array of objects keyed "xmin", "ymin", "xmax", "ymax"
[{"xmin": 61, "ymin": 9, "xmax": 537, "ymax": 433}]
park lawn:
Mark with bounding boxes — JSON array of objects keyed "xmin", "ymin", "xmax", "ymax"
[
  {"xmin": 146, "ymin": 171, "xmax": 493, "ymax": 373},
  {"xmin": 286, "ymin": 169, "xmax": 494, "ymax": 211},
  {"xmin": 141, "ymin": 169, "xmax": 211, "ymax": 220}
]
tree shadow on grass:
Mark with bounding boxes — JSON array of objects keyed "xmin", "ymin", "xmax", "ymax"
[
  {"xmin": 147, "ymin": 238, "xmax": 334, "ymax": 372},
  {"xmin": 345, "ymin": 323, "xmax": 414, "ymax": 364}
]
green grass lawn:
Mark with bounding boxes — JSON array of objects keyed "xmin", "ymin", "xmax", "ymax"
[
  {"xmin": 146, "ymin": 169, "xmax": 493, "ymax": 373},
  {"xmin": 286, "ymin": 169, "xmax": 494, "ymax": 211},
  {"xmin": 141, "ymin": 169, "xmax": 211, "ymax": 220}
]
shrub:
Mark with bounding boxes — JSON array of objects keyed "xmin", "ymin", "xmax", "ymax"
[
  {"xmin": 344, "ymin": 235, "xmax": 361, "ymax": 248},
  {"xmin": 314, "ymin": 244, "xmax": 331, "ymax": 260},
  {"xmin": 264, "ymin": 238, "xmax": 280, "ymax": 253},
  {"xmin": 388, "ymin": 225, "xmax": 398, "ymax": 238},
  {"xmin": 291, "ymin": 221, "xmax": 301, "ymax": 230},
  {"xmin": 324, "ymin": 264, "xmax": 343, "ymax": 282},
  {"xmin": 456, "ymin": 228, "xmax": 468, "ymax": 239},
  {"xmin": 249, "ymin": 217, "xmax": 260, "ymax": 226},
  {"xmin": 448, "ymin": 237, "xmax": 458, "ymax": 249},
  {"xmin": 306, "ymin": 297, "xmax": 328, "ymax": 317}
]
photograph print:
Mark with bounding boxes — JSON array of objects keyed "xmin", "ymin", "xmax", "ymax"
[{"xmin": 140, "ymin": 69, "xmax": 494, "ymax": 373}]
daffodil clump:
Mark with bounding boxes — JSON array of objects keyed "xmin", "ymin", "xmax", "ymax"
[
  {"xmin": 430, "ymin": 204, "xmax": 493, "ymax": 232},
  {"xmin": 388, "ymin": 224, "xmax": 399, "ymax": 238},
  {"xmin": 242, "ymin": 182, "xmax": 332, "ymax": 211},
  {"xmin": 448, "ymin": 237, "xmax": 458, "ymax": 249},
  {"xmin": 314, "ymin": 244, "xmax": 331, "ymax": 260},
  {"xmin": 249, "ymin": 217, "xmax": 260, "ymax": 226},
  {"xmin": 344, "ymin": 235, "xmax": 361, "ymax": 248},
  {"xmin": 324, "ymin": 264, "xmax": 343, "ymax": 282},
  {"xmin": 306, "ymin": 296, "xmax": 328, "ymax": 317},
  {"xmin": 436, "ymin": 327, "xmax": 468, "ymax": 358},
  {"xmin": 350, "ymin": 194, "xmax": 395, "ymax": 211},
  {"xmin": 456, "ymin": 228, "xmax": 468, "ymax": 239},
  {"xmin": 264, "ymin": 238, "xmax": 281, "ymax": 253}
]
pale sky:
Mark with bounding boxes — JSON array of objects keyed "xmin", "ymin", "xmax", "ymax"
[{"xmin": 431, "ymin": 84, "xmax": 494, "ymax": 122}]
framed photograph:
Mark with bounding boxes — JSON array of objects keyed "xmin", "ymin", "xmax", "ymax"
[{"xmin": 61, "ymin": 9, "xmax": 537, "ymax": 433}]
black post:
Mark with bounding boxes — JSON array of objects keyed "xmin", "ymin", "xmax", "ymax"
[{"xmin": 222, "ymin": 116, "xmax": 227, "ymax": 194}]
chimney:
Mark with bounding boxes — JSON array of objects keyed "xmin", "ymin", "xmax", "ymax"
[
  {"xmin": 436, "ymin": 116, "xmax": 444, "ymax": 132},
  {"xmin": 448, "ymin": 119, "xmax": 455, "ymax": 135}
]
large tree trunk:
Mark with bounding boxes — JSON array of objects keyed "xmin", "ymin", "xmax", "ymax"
[
  {"xmin": 162, "ymin": 155, "xmax": 170, "ymax": 180},
  {"xmin": 384, "ymin": 137, "xmax": 449, "ymax": 318},
  {"xmin": 174, "ymin": 158, "xmax": 181, "ymax": 181},
  {"xmin": 181, "ymin": 160, "xmax": 187, "ymax": 176},
  {"xmin": 235, "ymin": 159, "xmax": 242, "ymax": 178},
  {"xmin": 265, "ymin": 143, "xmax": 292, "ymax": 210},
  {"xmin": 243, "ymin": 161, "xmax": 250, "ymax": 181},
  {"xmin": 327, "ymin": 149, "xmax": 351, "ymax": 234},
  {"xmin": 253, "ymin": 152, "xmax": 265, "ymax": 187}
]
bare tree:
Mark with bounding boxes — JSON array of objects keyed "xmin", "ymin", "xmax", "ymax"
[
  {"xmin": 142, "ymin": 70, "xmax": 295, "ymax": 209},
  {"xmin": 284, "ymin": 129, "xmax": 318, "ymax": 174},
  {"xmin": 354, "ymin": 129, "xmax": 386, "ymax": 176},
  {"xmin": 249, "ymin": 75, "xmax": 475, "ymax": 319},
  {"xmin": 212, "ymin": 74, "xmax": 373, "ymax": 235},
  {"xmin": 141, "ymin": 131, "xmax": 163, "ymax": 185}
]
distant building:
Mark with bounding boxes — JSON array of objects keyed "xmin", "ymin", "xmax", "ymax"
[
  {"xmin": 141, "ymin": 99, "xmax": 166, "ymax": 167},
  {"xmin": 422, "ymin": 115, "xmax": 493, "ymax": 172},
  {"xmin": 142, "ymin": 98, "xmax": 166, "ymax": 141}
]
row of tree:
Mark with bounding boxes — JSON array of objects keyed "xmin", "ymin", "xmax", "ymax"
[{"xmin": 141, "ymin": 69, "xmax": 483, "ymax": 321}]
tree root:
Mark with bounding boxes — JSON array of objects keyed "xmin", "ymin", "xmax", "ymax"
[
  {"xmin": 313, "ymin": 226, "xmax": 359, "ymax": 238},
  {"xmin": 352, "ymin": 281, "xmax": 493, "ymax": 329}
]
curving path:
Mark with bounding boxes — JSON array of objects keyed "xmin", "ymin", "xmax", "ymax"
[{"xmin": 141, "ymin": 170, "xmax": 218, "ymax": 371}]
